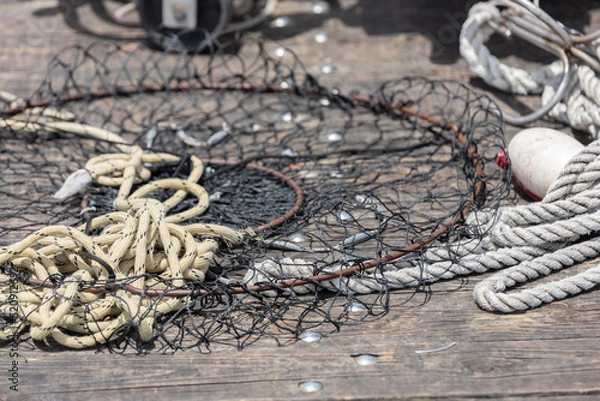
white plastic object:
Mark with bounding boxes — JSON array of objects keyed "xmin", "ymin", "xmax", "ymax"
[
  {"xmin": 499, "ymin": 127, "xmax": 584, "ymax": 200},
  {"xmin": 53, "ymin": 169, "xmax": 92, "ymax": 200}
]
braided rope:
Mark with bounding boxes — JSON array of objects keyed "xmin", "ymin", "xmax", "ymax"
[{"xmin": 0, "ymin": 120, "xmax": 244, "ymax": 347}]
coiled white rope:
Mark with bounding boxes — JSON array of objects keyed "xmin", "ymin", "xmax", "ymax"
[{"xmin": 460, "ymin": 0, "xmax": 600, "ymax": 135}]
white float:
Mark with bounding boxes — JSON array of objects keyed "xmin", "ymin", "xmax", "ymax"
[{"xmin": 498, "ymin": 127, "xmax": 585, "ymax": 200}]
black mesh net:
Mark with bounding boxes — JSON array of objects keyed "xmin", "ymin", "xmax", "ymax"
[{"xmin": 0, "ymin": 37, "xmax": 509, "ymax": 352}]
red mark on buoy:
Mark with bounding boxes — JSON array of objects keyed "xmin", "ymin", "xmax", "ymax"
[
  {"xmin": 496, "ymin": 148, "xmax": 541, "ymax": 202},
  {"xmin": 496, "ymin": 148, "xmax": 509, "ymax": 170}
]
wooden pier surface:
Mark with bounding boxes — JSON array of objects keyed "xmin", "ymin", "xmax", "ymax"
[{"xmin": 2, "ymin": 1, "xmax": 600, "ymax": 400}]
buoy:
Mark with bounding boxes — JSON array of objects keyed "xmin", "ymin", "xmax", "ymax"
[{"xmin": 497, "ymin": 127, "xmax": 585, "ymax": 201}]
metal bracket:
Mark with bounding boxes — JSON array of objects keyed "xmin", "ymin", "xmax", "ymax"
[{"xmin": 162, "ymin": 0, "xmax": 198, "ymax": 30}]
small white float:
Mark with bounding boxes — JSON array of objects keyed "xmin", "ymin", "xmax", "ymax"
[{"xmin": 497, "ymin": 127, "xmax": 584, "ymax": 200}]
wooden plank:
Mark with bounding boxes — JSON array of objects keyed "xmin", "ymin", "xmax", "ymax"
[{"xmin": 7, "ymin": 281, "xmax": 600, "ymax": 400}]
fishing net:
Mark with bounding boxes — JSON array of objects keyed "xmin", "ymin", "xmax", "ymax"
[{"xmin": 0, "ymin": 36, "xmax": 508, "ymax": 352}]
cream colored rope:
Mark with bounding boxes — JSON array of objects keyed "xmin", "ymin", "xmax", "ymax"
[{"xmin": 0, "ymin": 117, "xmax": 244, "ymax": 348}]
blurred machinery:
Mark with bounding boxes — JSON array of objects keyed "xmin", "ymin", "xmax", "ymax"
[{"xmin": 137, "ymin": 0, "xmax": 278, "ymax": 51}]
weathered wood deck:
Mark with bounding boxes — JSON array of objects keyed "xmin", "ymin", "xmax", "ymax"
[{"xmin": 2, "ymin": 1, "xmax": 600, "ymax": 400}]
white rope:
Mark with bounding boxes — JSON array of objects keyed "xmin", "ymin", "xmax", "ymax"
[
  {"xmin": 459, "ymin": 1, "xmax": 600, "ymax": 135},
  {"xmin": 459, "ymin": 2, "xmax": 562, "ymax": 95},
  {"xmin": 251, "ymin": 139, "xmax": 600, "ymax": 312}
]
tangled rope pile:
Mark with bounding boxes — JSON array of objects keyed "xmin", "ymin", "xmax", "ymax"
[
  {"xmin": 460, "ymin": 0, "xmax": 600, "ymax": 134},
  {"xmin": 0, "ymin": 117, "xmax": 245, "ymax": 347}
]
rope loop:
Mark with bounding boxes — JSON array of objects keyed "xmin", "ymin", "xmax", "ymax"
[{"xmin": 460, "ymin": 0, "xmax": 600, "ymax": 131}]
